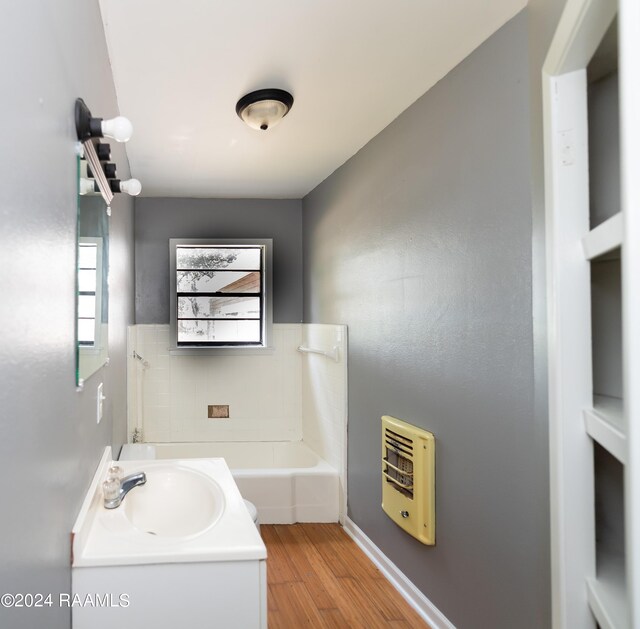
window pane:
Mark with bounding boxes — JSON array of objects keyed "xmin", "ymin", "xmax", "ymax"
[
  {"xmin": 176, "ymin": 270, "xmax": 260, "ymax": 294},
  {"xmin": 176, "ymin": 247, "xmax": 261, "ymax": 270},
  {"xmin": 177, "ymin": 319, "xmax": 261, "ymax": 343},
  {"xmin": 178, "ymin": 296, "xmax": 260, "ymax": 319},
  {"xmin": 78, "ymin": 244, "xmax": 97, "ymax": 269},
  {"xmin": 78, "ymin": 318, "xmax": 95, "ymax": 344},
  {"xmin": 78, "ymin": 269, "xmax": 97, "ymax": 292},
  {"xmin": 78, "ymin": 295, "xmax": 96, "ymax": 318}
]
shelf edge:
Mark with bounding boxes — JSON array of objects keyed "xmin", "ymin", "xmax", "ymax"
[
  {"xmin": 586, "ymin": 577, "xmax": 625, "ymax": 629},
  {"xmin": 583, "ymin": 407, "xmax": 627, "ymax": 463},
  {"xmin": 582, "ymin": 212, "xmax": 623, "ymax": 260}
]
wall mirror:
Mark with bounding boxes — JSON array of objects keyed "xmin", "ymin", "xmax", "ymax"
[{"xmin": 76, "ymin": 156, "xmax": 109, "ymax": 386}]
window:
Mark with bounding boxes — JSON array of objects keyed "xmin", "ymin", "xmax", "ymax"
[
  {"xmin": 170, "ymin": 239, "xmax": 272, "ymax": 349},
  {"xmin": 77, "ymin": 237, "xmax": 103, "ymax": 347}
]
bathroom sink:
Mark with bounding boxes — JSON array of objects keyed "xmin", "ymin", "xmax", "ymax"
[
  {"xmin": 123, "ymin": 465, "xmax": 225, "ymax": 538},
  {"xmin": 72, "ymin": 453, "xmax": 265, "ymax": 567}
]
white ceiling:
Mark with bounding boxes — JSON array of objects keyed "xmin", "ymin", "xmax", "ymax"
[{"xmin": 99, "ymin": 0, "xmax": 526, "ymax": 198}]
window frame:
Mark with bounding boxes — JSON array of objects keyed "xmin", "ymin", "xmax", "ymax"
[
  {"xmin": 169, "ymin": 238, "xmax": 273, "ymax": 352},
  {"xmin": 77, "ymin": 236, "xmax": 103, "ymax": 353}
]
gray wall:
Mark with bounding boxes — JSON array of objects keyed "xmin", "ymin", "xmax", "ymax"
[
  {"xmin": 526, "ymin": 0, "xmax": 568, "ymax": 625},
  {"xmin": 0, "ymin": 2, "xmax": 134, "ymax": 627},
  {"xmin": 134, "ymin": 198, "xmax": 303, "ymax": 324},
  {"xmin": 589, "ymin": 73, "xmax": 620, "ymax": 228},
  {"xmin": 303, "ymin": 11, "xmax": 551, "ymax": 628}
]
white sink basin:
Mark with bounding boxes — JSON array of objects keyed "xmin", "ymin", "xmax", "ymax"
[
  {"xmin": 123, "ymin": 465, "xmax": 225, "ymax": 538},
  {"xmin": 72, "ymin": 454, "xmax": 265, "ymax": 567}
]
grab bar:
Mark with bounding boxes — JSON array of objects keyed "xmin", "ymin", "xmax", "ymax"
[
  {"xmin": 132, "ymin": 351, "xmax": 150, "ymax": 368},
  {"xmin": 297, "ymin": 345, "xmax": 339, "ymax": 362}
]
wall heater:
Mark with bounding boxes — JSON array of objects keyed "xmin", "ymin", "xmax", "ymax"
[{"xmin": 381, "ymin": 415, "xmax": 435, "ymax": 545}]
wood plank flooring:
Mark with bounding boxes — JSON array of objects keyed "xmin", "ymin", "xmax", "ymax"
[{"xmin": 263, "ymin": 523, "xmax": 430, "ymax": 628}]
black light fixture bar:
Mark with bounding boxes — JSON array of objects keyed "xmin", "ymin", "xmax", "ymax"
[{"xmin": 83, "ymin": 140, "xmax": 113, "ymax": 204}]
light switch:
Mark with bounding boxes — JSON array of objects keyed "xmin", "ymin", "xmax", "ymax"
[{"xmin": 96, "ymin": 383, "xmax": 105, "ymax": 424}]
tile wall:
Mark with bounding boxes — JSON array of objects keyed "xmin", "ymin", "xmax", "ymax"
[{"xmin": 128, "ymin": 324, "xmax": 303, "ymax": 442}]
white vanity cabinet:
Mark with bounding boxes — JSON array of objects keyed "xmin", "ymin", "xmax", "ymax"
[
  {"xmin": 71, "ymin": 449, "xmax": 267, "ymax": 629},
  {"xmin": 72, "ymin": 559, "xmax": 267, "ymax": 629}
]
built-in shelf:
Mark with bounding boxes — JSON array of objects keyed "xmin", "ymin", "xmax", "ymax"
[
  {"xmin": 587, "ymin": 549, "xmax": 628, "ymax": 629},
  {"xmin": 546, "ymin": 1, "xmax": 638, "ymax": 625},
  {"xmin": 587, "ymin": 17, "xmax": 618, "ymax": 84},
  {"xmin": 584, "ymin": 395, "xmax": 626, "ymax": 463},
  {"xmin": 582, "ymin": 212, "xmax": 623, "ymax": 260}
]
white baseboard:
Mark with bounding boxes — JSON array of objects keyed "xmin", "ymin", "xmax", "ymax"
[{"xmin": 343, "ymin": 517, "xmax": 455, "ymax": 629}]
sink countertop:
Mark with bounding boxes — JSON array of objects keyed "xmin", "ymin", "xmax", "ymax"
[{"xmin": 72, "ymin": 447, "xmax": 267, "ymax": 567}]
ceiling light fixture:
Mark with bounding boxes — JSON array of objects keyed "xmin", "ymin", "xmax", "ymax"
[{"xmin": 235, "ymin": 89, "xmax": 294, "ymax": 131}]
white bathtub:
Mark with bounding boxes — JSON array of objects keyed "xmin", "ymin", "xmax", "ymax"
[{"xmin": 119, "ymin": 441, "xmax": 340, "ymax": 525}]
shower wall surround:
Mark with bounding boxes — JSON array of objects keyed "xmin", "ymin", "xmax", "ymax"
[
  {"xmin": 301, "ymin": 324, "xmax": 348, "ymax": 473},
  {"xmin": 129, "ymin": 324, "xmax": 302, "ymax": 442},
  {"xmin": 128, "ymin": 323, "xmax": 347, "ymax": 449}
]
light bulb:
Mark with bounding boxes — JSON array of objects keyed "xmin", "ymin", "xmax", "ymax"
[
  {"xmin": 240, "ymin": 99, "xmax": 289, "ymax": 131},
  {"xmin": 101, "ymin": 116, "xmax": 133, "ymax": 142},
  {"xmin": 79, "ymin": 178, "xmax": 97, "ymax": 195},
  {"xmin": 120, "ymin": 178, "xmax": 142, "ymax": 196}
]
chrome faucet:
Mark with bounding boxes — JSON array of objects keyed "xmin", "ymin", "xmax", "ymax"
[{"xmin": 103, "ymin": 472, "xmax": 147, "ymax": 509}]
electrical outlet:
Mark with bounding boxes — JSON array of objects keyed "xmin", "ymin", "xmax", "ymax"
[{"xmin": 96, "ymin": 383, "xmax": 105, "ymax": 424}]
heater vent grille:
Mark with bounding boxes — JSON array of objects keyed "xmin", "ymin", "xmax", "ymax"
[
  {"xmin": 383, "ymin": 427, "xmax": 415, "ymax": 498},
  {"xmin": 381, "ymin": 415, "xmax": 435, "ymax": 545}
]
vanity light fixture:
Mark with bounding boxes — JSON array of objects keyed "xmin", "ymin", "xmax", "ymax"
[
  {"xmin": 79, "ymin": 177, "xmax": 99, "ymax": 196},
  {"xmin": 75, "ymin": 98, "xmax": 142, "ymax": 203},
  {"xmin": 110, "ymin": 178, "xmax": 142, "ymax": 196},
  {"xmin": 235, "ymin": 88, "xmax": 294, "ymax": 131},
  {"xmin": 79, "ymin": 177, "xmax": 142, "ymax": 197},
  {"xmin": 75, "ymin": 98, "xmax": 133, "ymax": 142},
  {"xmin": 87, "ymin": 163, "xmax": 117, "ymax": 179},
  {"xmin": 95, "ymin": 143, "xmax": 112, "ymax": 161}
]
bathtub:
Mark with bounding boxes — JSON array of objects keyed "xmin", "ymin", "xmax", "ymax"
[{"xmin": 119, "ymin": 441, "xmax": 340, "ymax": 525}]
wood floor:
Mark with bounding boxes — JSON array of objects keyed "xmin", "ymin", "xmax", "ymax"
[{"xmin": 263, "ymin": 523, "xmax": 430, "ymax": 628}]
